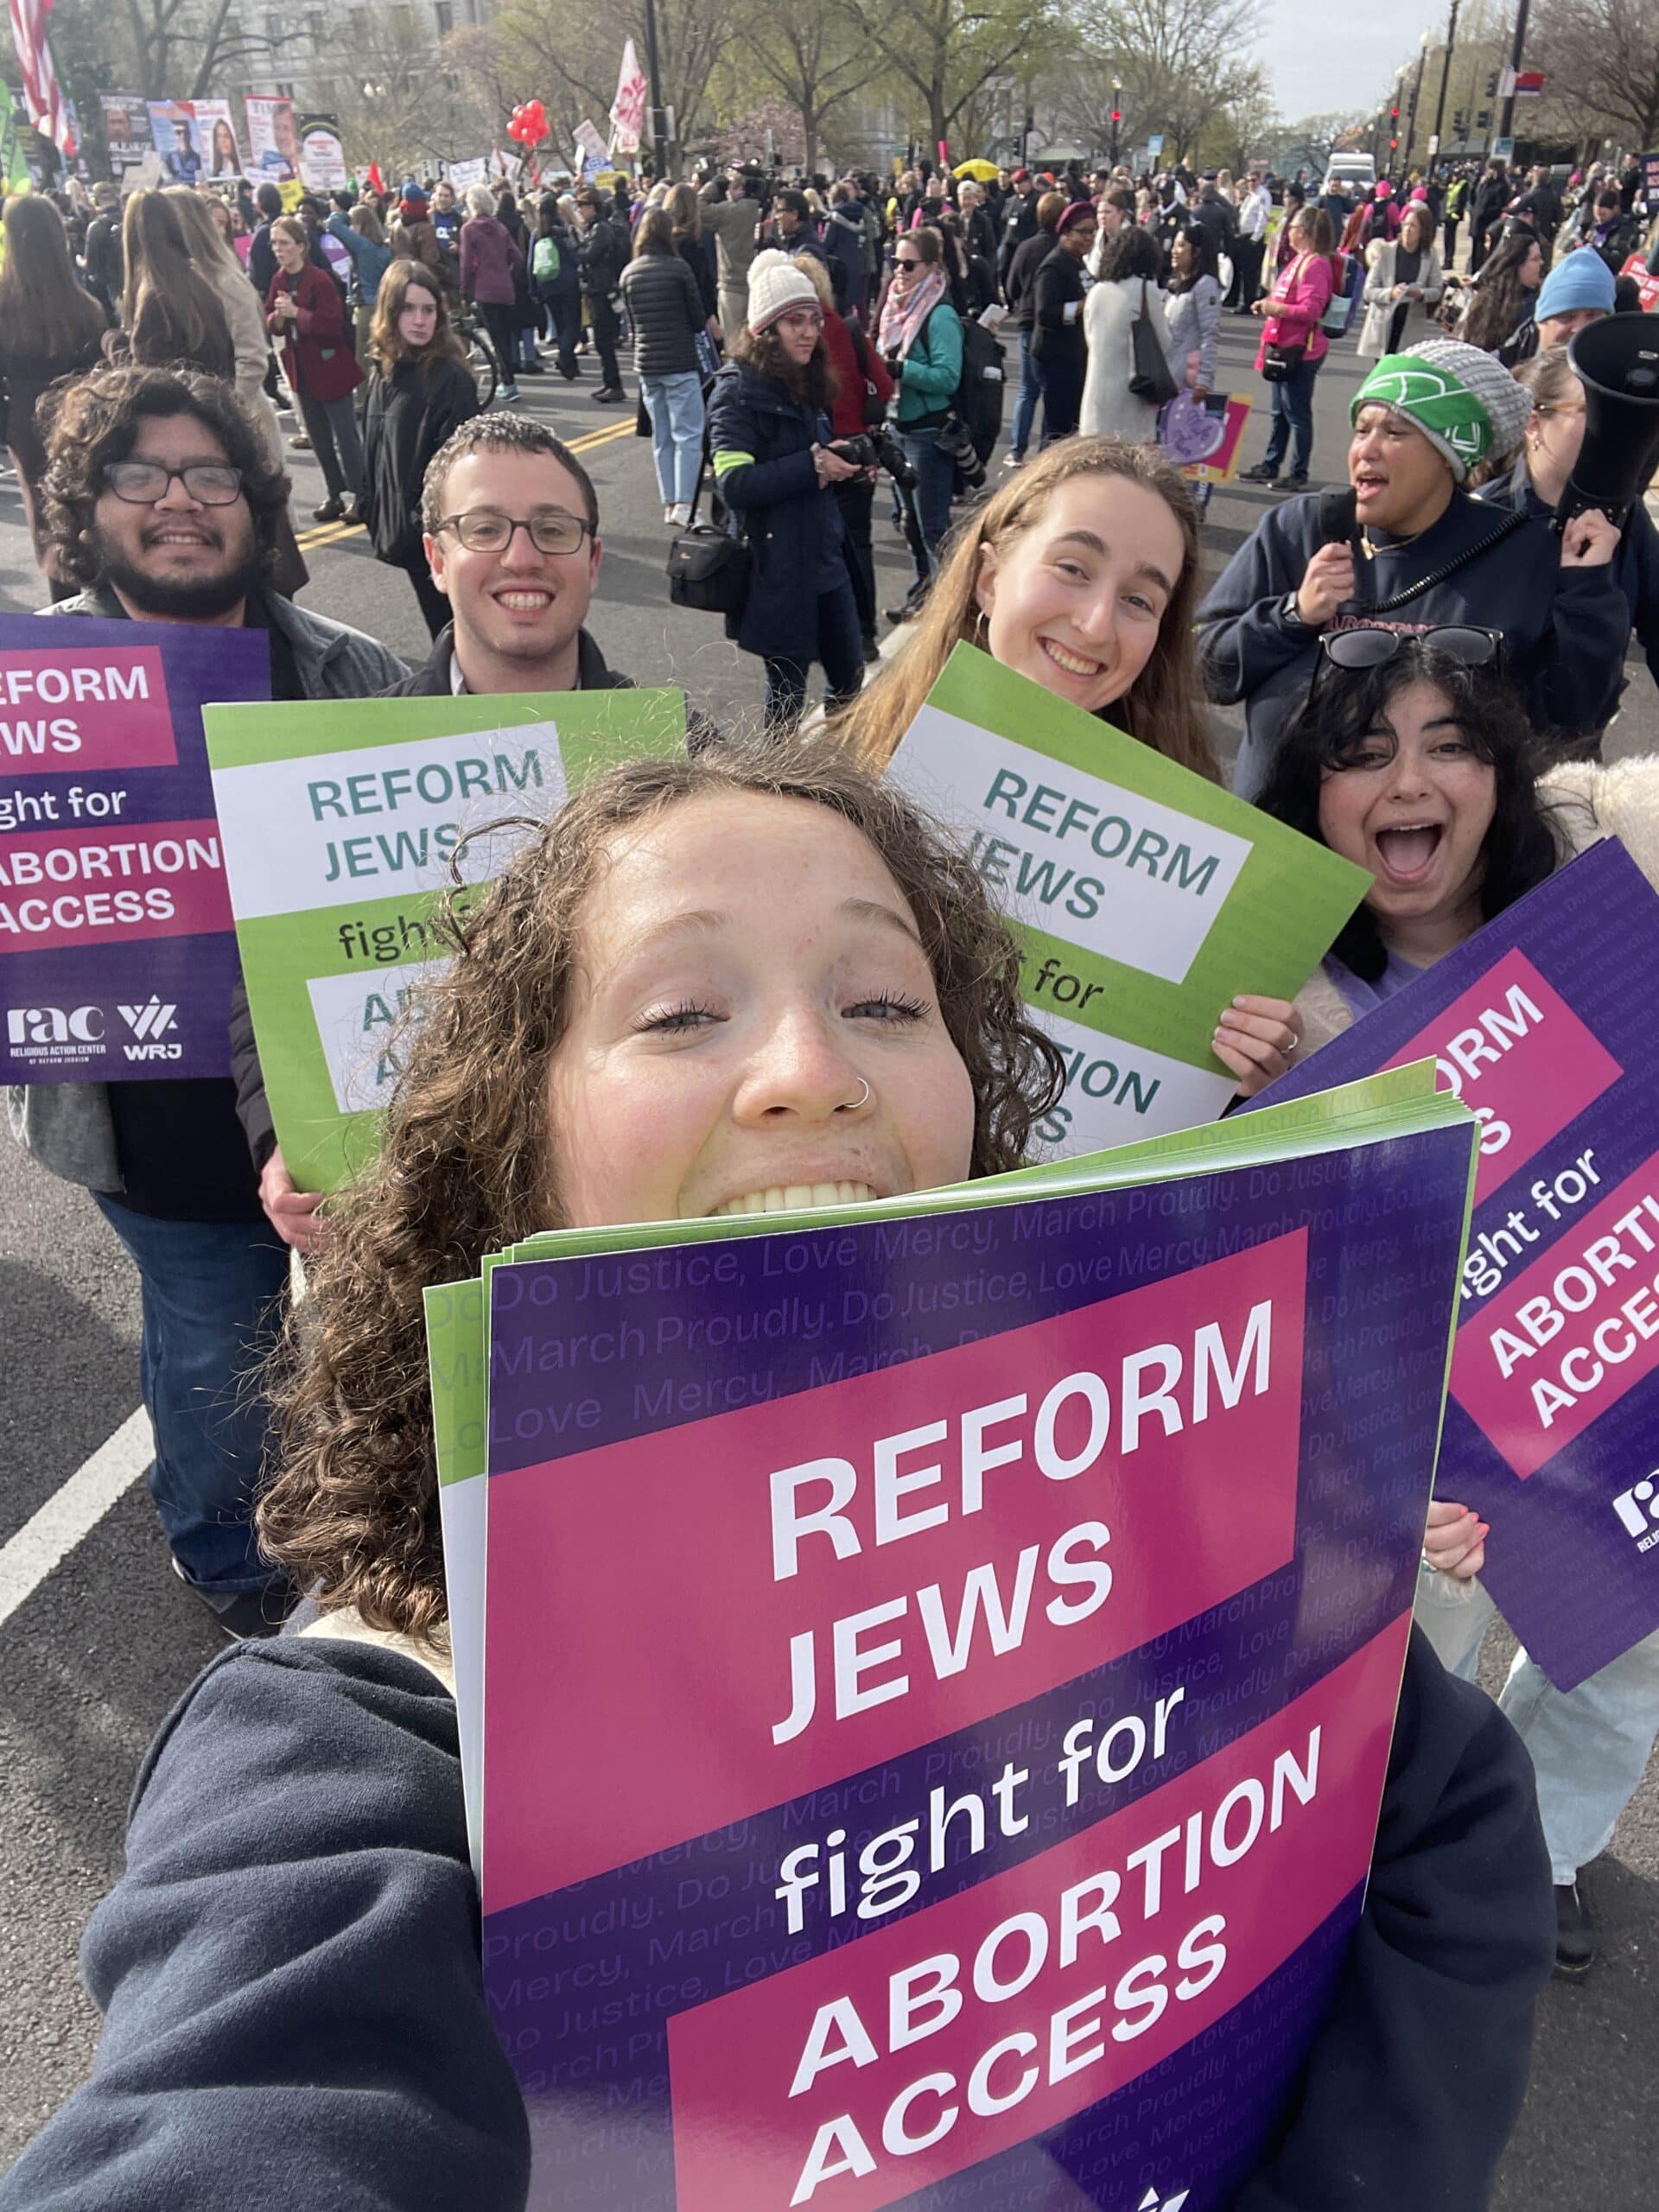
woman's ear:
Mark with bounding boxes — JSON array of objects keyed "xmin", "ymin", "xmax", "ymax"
[{"xmin": 973, "ymin": 542, "xmax": 997, "ymax": 618}]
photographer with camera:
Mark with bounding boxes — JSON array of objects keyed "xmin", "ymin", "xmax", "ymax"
[
  {"xmin": 878, "ymin": 224, "xmax": 963, "ymax": 622},
  {"xmin": 797, "ymin": 254, "xmax": 893, "ymax": 660},
  {"xmin": 707, "ymin": 251, "xmax": 868, "ymax": 730}
]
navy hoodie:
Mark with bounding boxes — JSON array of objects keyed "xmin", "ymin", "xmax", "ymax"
[
  {"xmin": 0, "ymin": 1630, "xmax": 1550, "ymax": 2210},
  {"xmin": 1198, "ymin": 486, "xmax": 1630, "ymax": 795}
]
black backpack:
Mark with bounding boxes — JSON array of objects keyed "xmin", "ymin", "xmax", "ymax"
[{"xmin": 952, "ymin": 315, "xmax": 1006, "ymax": 464}]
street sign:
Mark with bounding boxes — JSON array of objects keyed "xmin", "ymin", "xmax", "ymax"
[{"xmin": 1494, "ymin": 136, "xmax": 1515, "ymax": 161}]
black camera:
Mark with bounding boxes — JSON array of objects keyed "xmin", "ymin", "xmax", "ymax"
[
  {"xmin": 937, "ymin": 411, "xmax": 985, "ymax": 492},
  {"xmin": 829, "ymin": 428, "xmax": 918, "ymax": 489}
]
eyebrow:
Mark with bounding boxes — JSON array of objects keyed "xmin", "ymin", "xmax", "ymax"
[
  {"xmin": 626, "ymin": 897, "xmax": 923, "ymax": 958},
  {"xmin": 1050, "ymin": 531, "xmax": 1176, "ymax": 596}
]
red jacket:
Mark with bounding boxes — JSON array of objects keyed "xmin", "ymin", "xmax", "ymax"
[
  {"xmin": 823, "ymin": 309, "xmax": 894, "ymax": 439},
  {"xmin": 265, "ymin": 261, "xmax": 363, "ymax": 404}
]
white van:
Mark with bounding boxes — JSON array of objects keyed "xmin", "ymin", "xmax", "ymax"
[{"xmin": 1324, "ymin": 153, "xmax": 1377, "ymax": 194}]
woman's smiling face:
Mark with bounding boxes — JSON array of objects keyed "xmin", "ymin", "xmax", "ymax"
[
  {"xmin": 544, "ymin": 792, "xmax": 976, "ymax": 1230},
  {"xmin": 973, "ymin": 474, "xmax": 1185, "ymax": 716},
  {"xmin": 1316, "ymin": 679, "xmax": 1497, "ymax": 934}
]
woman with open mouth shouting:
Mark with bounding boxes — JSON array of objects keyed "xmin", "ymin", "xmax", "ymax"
[
  {"xmin": 830, "ymin": 435, "xmax": 1304, "ymax": 1096},
  {"xmin": 1256, "ymin": 630, "xmax": 1659, "ymax": 1979}
]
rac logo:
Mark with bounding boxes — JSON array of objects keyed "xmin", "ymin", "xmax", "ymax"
[
  {"xmin": 1612, "ymin": 1477, "xmax": 1659, "ymax": 1554},
  {"xmin": 6, "ymin": 1004, "xmax": 103, "ymax": 1045}
]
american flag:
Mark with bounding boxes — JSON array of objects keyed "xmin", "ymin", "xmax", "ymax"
[
  {"xmin": 7, "ymin": 0, "xmax": 75, "ymax": 159},
  {"xmin": 609, "ymin": 37, "xmax": 648, "ymax": 157}
]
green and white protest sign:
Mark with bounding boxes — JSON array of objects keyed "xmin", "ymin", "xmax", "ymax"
[
  {"xmin": 885, "ymin": 645, "xmax": 1369, "ymax": 1155},
  {"xmin": 205, "ymin": 689, "xmax": 685, "ymax": 1192}
]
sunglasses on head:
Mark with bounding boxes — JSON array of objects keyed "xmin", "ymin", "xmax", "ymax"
[{"xmin": 1317, "ymin": 625, "xmax": 1503, "ymax": 677}]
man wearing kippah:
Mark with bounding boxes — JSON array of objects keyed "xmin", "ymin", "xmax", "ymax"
[{"xmin": 1198, "ymin": 337, "xmax": 1627, "ymax": 793}]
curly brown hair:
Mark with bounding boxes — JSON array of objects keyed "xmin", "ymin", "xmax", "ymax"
[
  {"xmin": 38, "ymin": 363, "xmax": 292, "ymax": 587},
  {"xmin": 828, "ymin": 435, "xmax": 1217, "ymax": 781},
  {"xmin": 729, "ymin": 319, "xmax": 837, "ymax": 410},
  {"xmin": 258, "ymin": 740, "xmax": 1064, "ymax": 1640}
]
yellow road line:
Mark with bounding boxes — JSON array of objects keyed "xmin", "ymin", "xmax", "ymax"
[
  {"xmin": 565, "ymin": 418, "xmax": 637, "ymax": 454},
  {"xmin": 292, "ymin": 418, "xmax": 634, "ymax": 550}
]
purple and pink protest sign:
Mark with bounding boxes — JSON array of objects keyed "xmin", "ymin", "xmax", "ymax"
[
  {"xmin": 0, "ymin": 613, "xmax": 269, "ymax": 1083},
  {"xmin": 1257, "ymin": 838, "xmax": 1659, "ymax": 1689},
  {"xmin": 476, "ymin": 1122, "xmax": 1474, "ymax": 2209}
]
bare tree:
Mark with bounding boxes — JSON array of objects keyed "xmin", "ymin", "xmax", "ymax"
[
  {"xmin": 726, "ymin": 3, "xmax": 881, "ymax": 174},
  {"xmin": 837, "ymin": 0, "xmax": 1071, "ymax": 161},
  {"xmin": 1535, "ymin": 0, "xmax": 1659, "ymax": 149},
  {"xmin": 1067, "ymin": 0, "xmax": 1267, "ymax": 167},
  {"xmin": 494, "ymin": 0, "xmax": 741, "ymax": 157}
]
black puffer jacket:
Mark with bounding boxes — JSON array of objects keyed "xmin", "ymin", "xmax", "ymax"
[
  {"xmin": 618, "ymin": 251, "xmax": 704, "ymax": 378},
  {"xmin": 359, "ymin": 354, "xmax": 480, "ymax": 566},
  {"xmin": 707, "ymin": 357, "xmax": 842, "ymax": 664}
]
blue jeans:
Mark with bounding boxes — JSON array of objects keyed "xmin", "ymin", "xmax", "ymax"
[
  {"xmin": 1011, "ymin": 329, "xmax": 1040, "ymax": 459},
  {"xmin": 643, "ymin": 370, "xmax": 705, "ymax": 507},
  {"xmin": 896, "ymin": 424, "xmax": 956, "ymax": 592},
  {"xmin": 1262, "ymin": 355, "xmax": 1320, "ymax": 477},
  {"xmin": 762, "ymin": 574, "xmax": 864, "ymax": 729},
  {"xmin": 92, "ymin": 1194, "xmax": 291, "ymax": 1595},
  {"xmin": 1415, "ymin": 1570, "xmax": 1659, "ymax": 1883}
]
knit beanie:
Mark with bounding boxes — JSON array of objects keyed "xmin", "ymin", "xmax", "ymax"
[
  {"xmin": 1351, "ymin": 339, "xmax": 1533, "ymax": 480},
  {"xmin": 1536, "ymin": 248, "xmax": 1616, "ymax": 323},
  {"xmin": 746, "ymin": 249, "xmax": 822, "ymax": 334},
  {"xmin": 1056, "ymin": 201, "xmax": 1095, "ymax": 235}
]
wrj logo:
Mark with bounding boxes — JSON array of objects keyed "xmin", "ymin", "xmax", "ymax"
[{"xmin": 118, "ymin": 997, "xmax": 179, "ymax": 1059}]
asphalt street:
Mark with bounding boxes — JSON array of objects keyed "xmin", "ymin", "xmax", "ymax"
[{"xmin": 0, "ymin": 315, "xmax": 1653, "ymax": 2202}]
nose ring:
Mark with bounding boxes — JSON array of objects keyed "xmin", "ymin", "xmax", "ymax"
[{"xmin": 842, "ymin": 1077, "xmax": 872, "ymax": 1111}]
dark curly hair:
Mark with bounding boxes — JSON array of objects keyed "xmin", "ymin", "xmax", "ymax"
[
  {"xmin": 1253, "ymin": 639, "xmax": 1565, "ymax": 982},
  {"xmin": 37, "ymin": 364, "xmax": 292, "ymax": 588},
  {"xmin": 258, "ymin": 740, "xmax": 1065, "ymax": 1640}
]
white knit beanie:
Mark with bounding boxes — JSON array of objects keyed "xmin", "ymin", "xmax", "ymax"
[{"xmin": 746, "ymin": 249, "xmax": 821, "ymax": 334}]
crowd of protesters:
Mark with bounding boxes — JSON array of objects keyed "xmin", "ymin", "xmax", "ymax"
[{"xmin": 0, "ymin": 149, "xmax": 1656, "ymax": 2164}]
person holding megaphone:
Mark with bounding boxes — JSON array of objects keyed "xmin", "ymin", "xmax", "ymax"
[{"xmin": 1199, "ymin": 338, "xmax": 1625, "ymax": 797}]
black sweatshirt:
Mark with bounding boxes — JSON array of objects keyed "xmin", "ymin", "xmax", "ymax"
[
  {"xmin": 0, "ymin": 1630, "xmax": 1549, "ymax": 2210},
  {"xmin": 1197, "ymin": 485, "xmax": 1631, "ymax": 795}
]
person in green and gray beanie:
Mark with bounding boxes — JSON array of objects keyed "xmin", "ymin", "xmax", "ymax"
[{"xmin": 1198, "ymin": 337, "xmax": 1628, "ymax": 794}]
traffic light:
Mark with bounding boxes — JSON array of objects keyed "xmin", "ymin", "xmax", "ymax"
[
  {"xmin": 1486, "ymin": 71, "xmax": 1498, "ymax": 98},
  {"xmin": 1110, "ymin": 107, "xmax": 1122, "ymax": 126},
  {"xmin": 1453, "ymin": 108, "xmax": 1465, "ymax": 137},
  {"xmin": 1477, "ymin": 107, "xmax": 1491, "ymax": 129}
]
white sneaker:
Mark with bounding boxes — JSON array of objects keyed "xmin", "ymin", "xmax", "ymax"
[{"xmin": 667, "ymin": 502, "xmax": 692, "ymax": 528}]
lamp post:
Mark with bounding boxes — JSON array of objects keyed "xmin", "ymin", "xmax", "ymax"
[
  {"xmin": 1428, "ymin": 0, "xmax": 1459, "ymax": 176},
  {"xmin": 1403, "ymin": 29, "xmax": 1430, "ymax": 175},
  {"xmin": 1110, "ymin": 79, "xmax": 1122, "ymax": 167},
  {"xmin": 1497, "ymin": 0, "xmax": 1531, "ymax": 147}
]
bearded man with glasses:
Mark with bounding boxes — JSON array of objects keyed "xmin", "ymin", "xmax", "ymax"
[{"xmin": 16, "ymin": 365, "xmax": 405, "ymax": 1637}]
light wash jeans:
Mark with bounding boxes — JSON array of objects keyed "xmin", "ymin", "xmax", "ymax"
[
  {"xmin": 1414, "ymin": 1568, "xmax": 1659, "ymax": 1883},
  {"xmin": 643, "ymin": 369, "xmax": 704, "ymax": 507}
]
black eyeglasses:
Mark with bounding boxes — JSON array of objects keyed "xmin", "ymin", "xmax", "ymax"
[
  {"xmin": 894, "ymin": 257, "xmax": 922, "ymax": 269},
  {"xmin": 104, "ymin": 460, "xmax": 244, "ymax": 506},
  {"xmin": 1318, "ymin": 625, "xmax": 1503, "ymax": 677},
  {"xmin": 434, "ymin": 509, "xmax": 592, "ymax": 555}
]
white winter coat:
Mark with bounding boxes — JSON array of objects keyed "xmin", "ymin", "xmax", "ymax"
[{"xmin": 1078, "ymin": 276, "xmax": 1172, "ymax": 443}]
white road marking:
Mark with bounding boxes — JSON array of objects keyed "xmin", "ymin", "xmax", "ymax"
[{"xmin": 0, "ymin": 1408, "xmax": 152, "ymax": 1631}]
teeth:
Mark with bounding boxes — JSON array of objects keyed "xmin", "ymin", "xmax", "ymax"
[
  {"xmin": 498, "ymin": 592, "xmax": 550, "ymax": 607},
  {"xmin": 709, "ymin": 1181, "xmax": 877, "ymax": 1217},
  {"xmin": 1041, "ymin": 639, "xmax": 1103, "ymax": 676}
]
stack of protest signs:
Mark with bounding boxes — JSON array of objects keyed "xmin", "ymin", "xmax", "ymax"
[
  {"xmin": 0, "ymin": 613, "xmax": 270, "ymax": 1084},
  {"xmin": 424, "ymin": 1064, "xmax": 1478, "ymax": 2209},
  {"xmin": 203, "ymin": 690, "xmax": 685, "ymax": 1191},
  {"xmin": 1254, "ymin": 837, "xmax": 1659, "ymax": 1692},
  {"xmin": 883, "ymin": 645, "xmax": 1369, "ymax": 1155}
]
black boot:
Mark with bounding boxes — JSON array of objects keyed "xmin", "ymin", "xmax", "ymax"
[{"xmin": 1554, "ymin": 1881, "xmax": 1594, "ymax": 1974}]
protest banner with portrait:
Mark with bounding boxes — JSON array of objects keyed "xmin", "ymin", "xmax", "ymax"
[
  {"xmin": 1254, "ymin": 838, "xmax": 1659, "ymax": 1689},
  {"xmin": 204, "ymin": 689, "xmax": 687, "ymax": 1191},
  {"xmin": 194, "ymin": 98, "xmax": 245, "ymax": 181},
  {"xmin": 0, "ymin": 614, "xmax": 269, "ymax": 1084},
  {"xmin": 98, "ymin": 93, "xmax": 152, "ymax": 185},
  {"xmin": 882, "ymin": 646, "xmax": 1368, "ymax": 1156},
  {"xmin": 244, "ymin": 94, "xmax": 299, "ymax": 182},
  {"xmin": 145, "ymin": 101, "xmax": 203, "ymax": 186},
  {"xmin": 430, "ymin": 1069, "xmax": 1478, "ymax": 2210}
]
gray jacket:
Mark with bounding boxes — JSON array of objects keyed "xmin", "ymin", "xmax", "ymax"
[{"xmin": 9, "ymin": 588, "xmax": 409, "ymax": 1193}]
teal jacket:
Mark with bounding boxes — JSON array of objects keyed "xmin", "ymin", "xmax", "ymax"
[{"xmin": 893, "ymin": 301, "xmax": 963, "ymax": 427}]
